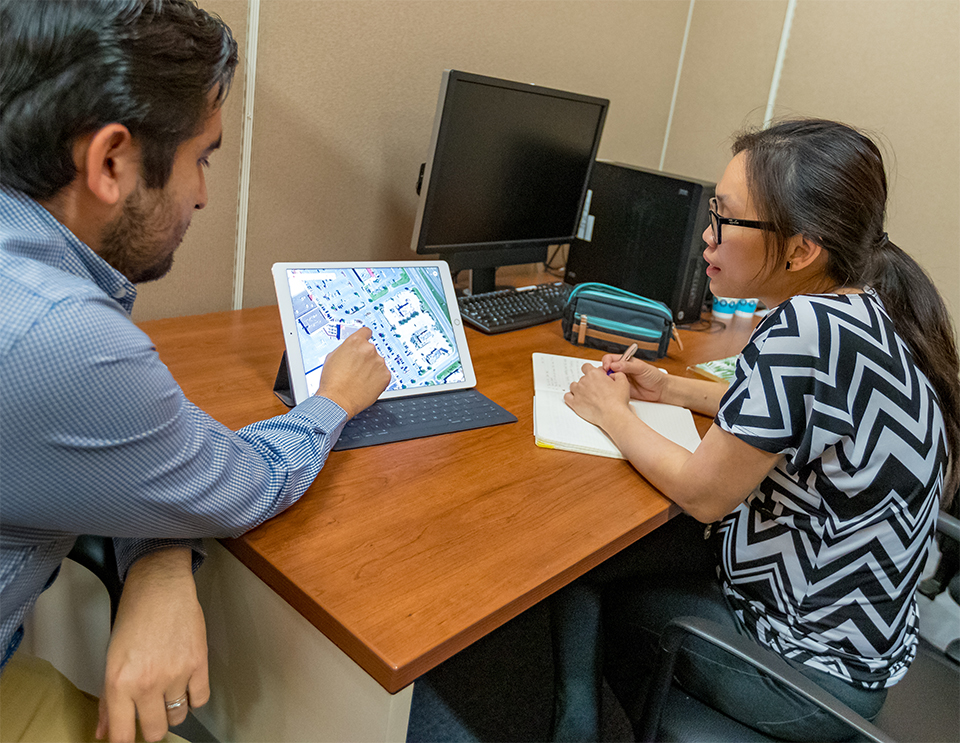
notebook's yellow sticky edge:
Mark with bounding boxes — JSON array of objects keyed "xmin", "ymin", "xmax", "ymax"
[{"xmin": 535, "ymin": 439, "xmax": 555, "ymax": 449}]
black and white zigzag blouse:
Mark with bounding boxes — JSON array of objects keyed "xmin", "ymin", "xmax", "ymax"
[{"xmin": 715, "ymin": 290, "xmax": 948, "ymax": 689}]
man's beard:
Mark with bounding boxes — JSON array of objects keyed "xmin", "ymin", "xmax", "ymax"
[{"xmin": 98, "ymin": 185, "xmax": 190, "ymax": 284}]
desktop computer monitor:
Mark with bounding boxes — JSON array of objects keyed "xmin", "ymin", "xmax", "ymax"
[{"xmin": 411, "ymin": 70, "xmax": 608, "ymax": 295}]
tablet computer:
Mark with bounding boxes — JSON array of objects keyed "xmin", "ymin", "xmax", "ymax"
[{"xmin": 272, "ymin": 261, "xmax": 477, "ymax": 406}]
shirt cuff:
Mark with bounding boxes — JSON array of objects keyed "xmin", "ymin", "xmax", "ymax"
[
  {"xmin": 291, "ymin": 394, "xmax": 349, "ymax": 434},
  {"xmin": 114, "ymin": 538, "xmax": 206, "ymax": 581}
]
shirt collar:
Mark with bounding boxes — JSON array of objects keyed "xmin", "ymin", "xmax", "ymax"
[{"xmin": 0, "ymin": 186, "xmax": 137, "ymax": 314}]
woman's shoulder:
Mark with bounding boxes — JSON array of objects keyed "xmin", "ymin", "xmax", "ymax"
[
  {"xmin": 781, "ymin": 289, "xmax": 877, "ymax": 313},
  {"xmin": 746, "ymin": 291, "xmax": 887, "ymax": 362},
  {"xmin": 760, "ymin": 291, "xmax": 884, "ymax": 332}
]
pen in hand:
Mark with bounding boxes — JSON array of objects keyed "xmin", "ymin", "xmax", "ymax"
[{"xmin": 607, "ymin": 342, "xmax": 639, "ymax": 375}]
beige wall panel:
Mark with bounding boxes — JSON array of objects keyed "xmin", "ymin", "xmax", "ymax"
[
  {"xmin": 132, "ymin": 0, "xmax": 248, "ymax": 321},
  {"xmin": 663, "ymin": 0, "xmax": 789, "ymax": 182},
  {"xmin": 242, "ymin": 0, "xmax": 692, "ymax": 309},
  {"xmin": 772, "ymin": 0, "xmax": 960, "ymax": 328}
]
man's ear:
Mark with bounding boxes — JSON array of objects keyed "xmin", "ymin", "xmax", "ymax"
[
  {"xmin": 784, "ymin": 234, "xmax": 824, "ymax": 272},
  {"xmin": 76, "ymin": 124, "xmax": 140, "ymax": 206}
]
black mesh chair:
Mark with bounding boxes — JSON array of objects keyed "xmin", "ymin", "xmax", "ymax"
[
  {"xmin": 66, "ymin": 536, "xmax": 218, "ymax": 743},
  {"xmin": 918, "ymin": 509, "xmax": 960, "ymax": 664},
  {"xmin": 627, "ymin": 510, "xmax": 960, "ymax": 743}
]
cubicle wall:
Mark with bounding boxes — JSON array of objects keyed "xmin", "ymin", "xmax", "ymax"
[{"xmin": 132, "ymin": 0, "xmax": 959, "ymax": 344}]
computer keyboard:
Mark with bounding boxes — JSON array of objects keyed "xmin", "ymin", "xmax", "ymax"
[
  {"xmin": 457, "ymin": 282, "xmax": 572, "ymax": 334},
  {"xmin": 333, "ymin": 389, "xmax": 516, "ymax": 450}
]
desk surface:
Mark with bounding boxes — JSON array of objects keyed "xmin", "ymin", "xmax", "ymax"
[{"xmin": 138, "ymin": 296, "xmax": 757, "ymax": 693}]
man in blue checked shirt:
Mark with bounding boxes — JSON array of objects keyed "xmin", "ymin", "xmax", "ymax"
[{"xmin": 0, "ymin": 2, "xmax": 391, "ymax": 741}]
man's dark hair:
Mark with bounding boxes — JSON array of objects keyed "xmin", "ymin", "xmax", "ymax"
[{"xmin": 0, "ymin": 0, "xmax": 238, "ymax": 199}]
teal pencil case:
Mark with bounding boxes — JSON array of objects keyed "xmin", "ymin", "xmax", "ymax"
[{"xmin": 561, "ymin": 283, "xmax": 676, "ymax": 359}]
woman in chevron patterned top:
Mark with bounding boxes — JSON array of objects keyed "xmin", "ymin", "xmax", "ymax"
[{"xmin": 552, "ymin": 119, "xmax": 959, "ymax": 741}]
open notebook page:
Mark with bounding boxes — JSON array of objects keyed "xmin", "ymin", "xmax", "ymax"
[{"xmin": 533, "ymin": 353, "xmax": 701, "ymax": 457}]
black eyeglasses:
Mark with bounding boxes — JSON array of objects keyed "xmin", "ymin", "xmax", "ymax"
[{"xmin": 708, "ymin": 197, "xmax": 774, "ymax": 244}]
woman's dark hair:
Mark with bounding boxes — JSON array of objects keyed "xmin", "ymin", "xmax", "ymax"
[
  {"xmin": 732, "ymin": 119, "xmax": 959, "ymax": 506},
  {"xmin": 0, "ymin": 0, "xmax": 238, "ymax": 199}
]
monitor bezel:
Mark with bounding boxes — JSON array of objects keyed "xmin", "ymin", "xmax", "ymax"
[{"xmin": 410, "ymin": 69, "xmax": 609, "ymax": 259}]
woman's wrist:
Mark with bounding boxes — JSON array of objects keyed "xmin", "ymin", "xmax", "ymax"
[
  {"xmin": 658, "ymin": 372, "xmax": 696, "ymax": 408},
  {"xmin": 602, "ymin": 403, "xmax": 643, "ymax": 444},
  {"xmin": 661, "ymin": 374, "xmax": 724, "ymax": 416}
]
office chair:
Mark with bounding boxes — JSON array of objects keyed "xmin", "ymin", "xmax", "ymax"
[
  {"xmin": 948, "ymin": 567, "xmax": 960, "ymax": 663},
  {"xmin": 66, "ymin": 536, "xmax": 219, "ymax": 743},
  {"xmin": 918, "ymin": 507, "xmax": 960, "ymax": 664},
  {"xmin": 624, "ymin": 509, "xmax": 960, "ymax": 743}
]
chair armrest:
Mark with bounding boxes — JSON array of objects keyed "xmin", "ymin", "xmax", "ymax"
[
  {"xmin": 639, "ymin": 616, "xmax": 895, "ymax": 743},
  {"xmin": 936, "ymin": 509, "xmax": 959, "ymax": 545},
  {"xmin": 67, "ymin": 535, "xmax": 123, "ymax": 626}
]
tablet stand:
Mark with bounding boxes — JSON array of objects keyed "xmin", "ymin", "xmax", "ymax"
[{"xmin": 273, "ymin": 351, "xmax": 295, "ymax": 408}]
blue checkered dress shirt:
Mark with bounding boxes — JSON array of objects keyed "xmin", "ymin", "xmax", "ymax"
[{"xmin": 0, "ymin": 186, "xmax": 348, "ymax": 670}]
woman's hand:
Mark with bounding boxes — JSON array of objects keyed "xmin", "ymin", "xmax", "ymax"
[
  {"xmin": 564, "ymin": 362, "xmax": 633, "ymax": 429},
  {"xmin": 602, "ymin": 354, "xmax": 727, "ymax": 417},
  {"xmin": 601, "ymin": 355, "xmax": 670, "ymax": 403}
]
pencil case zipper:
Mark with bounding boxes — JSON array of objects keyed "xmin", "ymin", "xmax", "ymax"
[
  {"xmin": 567, "ymin": 283, "xmax": 673, "ymax": 323},
  {"xmin": 572, "ymin": 313, "xmax": 664, "ymax": 341}
]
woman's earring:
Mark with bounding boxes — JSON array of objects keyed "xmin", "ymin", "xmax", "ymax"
[{"xmin": 785, "ymin": 261, "xmax": 792, "ymax": 271}]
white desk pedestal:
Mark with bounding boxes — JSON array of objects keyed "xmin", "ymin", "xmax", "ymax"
[{"xmin": 196, "ymin": 540, "xmax": 413, "ymax": 742}]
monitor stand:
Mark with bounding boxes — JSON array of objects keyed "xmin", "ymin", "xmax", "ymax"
[
  {"xmin": 446, "ymin": 245, "xmax": 549, "ymax": 296},
  {"xmin": 466, "ymin": 267, "xmax": 498, "ymax": 295}
]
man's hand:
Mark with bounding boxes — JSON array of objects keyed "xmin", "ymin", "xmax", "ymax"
[
  {"xmin": 97, "ymin": 547, "xmax": 208, "ymax": 743},
  {"xmin": 316, "ymin": 327, "xmax": 391, "ymax": 418}
]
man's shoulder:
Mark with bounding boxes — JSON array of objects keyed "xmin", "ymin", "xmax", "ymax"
[
  {"xmin": 0, "ymin": 251, "xmax": 127, "ymax": 357},
  {"xmin": 0, "ymin": 249, "xmax": 103, "ymax": 307}
]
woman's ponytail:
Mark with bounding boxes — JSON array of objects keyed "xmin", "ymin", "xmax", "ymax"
[{"xmin": 866, "ymin": 238, "xmax": 959, "ymax": 506}]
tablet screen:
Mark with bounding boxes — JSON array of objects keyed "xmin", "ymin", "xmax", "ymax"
[{"xmin": 273, "ymin": 262, "xmax": 475, "ymax": 403}]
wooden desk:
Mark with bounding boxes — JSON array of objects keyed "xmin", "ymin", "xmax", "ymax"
[{"xmin": 138, "ymin": 304, "xmax": 757, "ymax": 741}]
